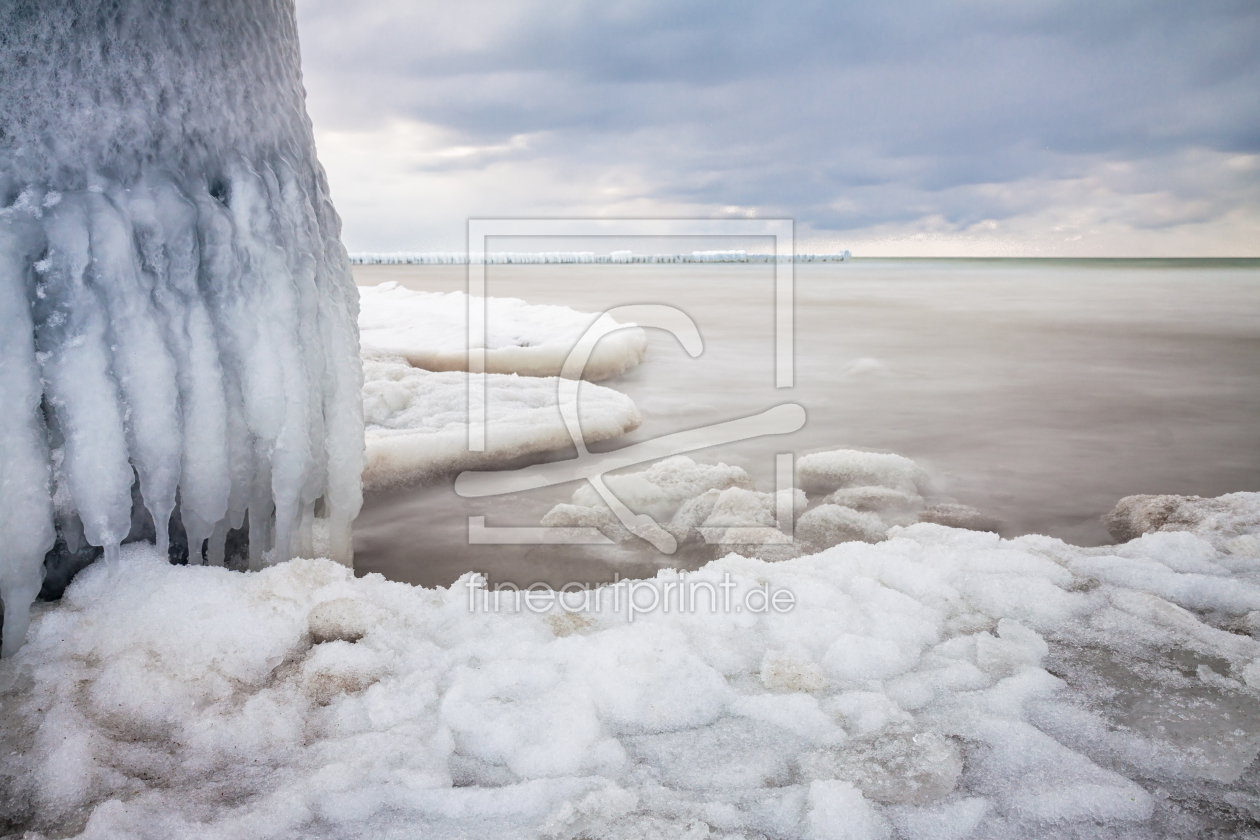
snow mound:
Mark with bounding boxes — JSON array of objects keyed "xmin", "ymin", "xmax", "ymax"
[
  {"xmin": 362, "ymin": 357, "xmax": 641, "ymax": 491},
  {"xmin": 4, "ymin": 495, "xmax": 1260, "ymax": 837},
  {"xmin": 0, "ymin": 0, "xmax": 363, "ymax": 654},
  {"xmin": 358, "ymin": 283, "xmax": 648, "ymax": 381}
]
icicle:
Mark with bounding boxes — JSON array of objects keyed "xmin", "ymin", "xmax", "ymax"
[
  {"xmin": 247, "ymin": 456, "xmax": 275, "ymax": 571},
  {"xmin": 0, "ymin": 0, "xmax": 364, "ymax": 653},
  {"xmin": 206, "ymin": 519, "xmax": 230, "ymax": 568},
  {"xmin": 33, "ymin": 198, "xmax": 134, "ymax": 554},
  {"xmin": 130, "ymin": 176, "xmax": 231, "ymax": 557},
  {"xmin": 0, "ymin": 221, "xmax": 56, "ymax": 656},
  {"xmin": 85, "ymin": 191, "xmax": 183, "ymax": 556}
]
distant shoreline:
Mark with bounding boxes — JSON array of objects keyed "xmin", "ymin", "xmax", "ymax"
[
  {"xmin": 349, "ymin": 252, "xmax": 1260, "ymax": 266},
  {"xmin": 348, "ymin": 250, "xmax": 850, "ymax": 265}
]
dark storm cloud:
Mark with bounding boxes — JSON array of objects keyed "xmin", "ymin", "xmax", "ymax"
[{"xmin": 296, "ymin": 0, "xmax": 1260, "ymax": 237}]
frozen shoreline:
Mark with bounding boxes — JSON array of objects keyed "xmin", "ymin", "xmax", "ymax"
[{"xmin": 2, "ymin": 492, "xmax": 1258, "ymax": 838}]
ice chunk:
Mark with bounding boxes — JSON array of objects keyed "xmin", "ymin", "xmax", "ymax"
[
  {"xmin": 540, "ymin": 451, "xmax": 933, "ymax": 561},
  {"xmin": 1104, "ymin": 492, "xmax": 1260, "ymax": 550},
  {"xmin": 918, "ymin": 503, "xmax": 1002, "ymax": 533},
  {"xmin": 825, "ymin": 486, "xmax": 925, "ymax": 524},
  {"xmin": 361, "ymin": 356, "xmax": 641, "ymax": 490},
  {"xmin": 797, "ymin": 449, "xmax": 932, "ymax": 495},
  {"xmin": 358, "ymin": 283, "xmax": 648, "ymax": 381},
  {"xmin": 570, "ymin": 456, "xmax": 755, "ymax": 522},
  {"xmin": 689, "ymin": 487, "xmax": 806, "ymax": 561},
  {"xmin": 797, "ymin": 504, "xmax": 889, "ymax": 550},
  {"xmin": 541, "ymin": 458, "xmax": 768, "ymax": 557}
]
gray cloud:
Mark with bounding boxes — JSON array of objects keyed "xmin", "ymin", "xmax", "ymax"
[{"xmin": 296, "ymin": 0, "xmax": 1260, "ymax": 253}]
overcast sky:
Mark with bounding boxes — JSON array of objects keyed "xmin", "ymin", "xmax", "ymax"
[{"xmin": 296, "ymin": 0, "xmax": 1260, "ymax": 256}]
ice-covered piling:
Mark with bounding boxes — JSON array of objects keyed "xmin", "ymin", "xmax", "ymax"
[{"xmin": 0, "ymin": 0, "xmax": 364, "ymax": 654}]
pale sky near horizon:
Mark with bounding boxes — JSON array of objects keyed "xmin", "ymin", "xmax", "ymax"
[{"xmin": 296, "ymin": 0, "xmax": 1260, "ymax": 257}]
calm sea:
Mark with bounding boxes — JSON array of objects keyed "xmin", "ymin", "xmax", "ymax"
[{"xmin": 351, "ymin": 259, "xmax": 1260, "ymax": 588}]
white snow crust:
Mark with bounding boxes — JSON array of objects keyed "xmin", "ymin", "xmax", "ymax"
[
  {"xmin": 0, "ymin": 0, "xmax": 363, "ymax": 655},
  {"xmin": 361, "ymin": 356, "xmax": 641, "ymax": 491},
  {"xmin": 3, "ymin": 494, "xmax": 1260, "ymax": 838},
  {"xmin": 358, "ymin": 282, "xmax": 648, "ymax": 382}
]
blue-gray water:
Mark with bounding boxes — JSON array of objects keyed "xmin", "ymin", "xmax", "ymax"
[{"xmin": 352, "ymin": 259, "xmax": 1260, "ymax": 588}]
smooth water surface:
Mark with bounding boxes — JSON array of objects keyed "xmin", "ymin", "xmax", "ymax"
[{"xmin": 352, "ymin": 259, "xmax": 1260, "ymax": 588}]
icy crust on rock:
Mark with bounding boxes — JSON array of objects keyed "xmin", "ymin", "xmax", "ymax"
[
  {"xmin": 3, "ymin": 499, "xmax": 1260, "ymax": 838},
  {"xmin": 0, "ymin": 0, "xmax": 364, "ymax": 653},
  {"xmin": 361, "ymin": 357, "xmax": 641, "ymax": 491},
  {"xmin": 358, "ymin": 282, "xmax": 648, "ymax": 381},
  {"xmin": 1105, "ymin": 492, "xmax": 1260, "ymax": 554}
]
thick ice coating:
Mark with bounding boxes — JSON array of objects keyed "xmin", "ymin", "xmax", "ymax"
[
  {"xmin": 2, "ymin": 493, "xmax": 1258, "ymax": 837},
  {"xmin": 359, "ymin": 282, "xmax": 648, "ymax": 381},
  {"xmin": 361, "ymin": 356, "xmax": 642, "ymax": 491},
  {"xmin": 0, "ymin": 0, "xmax": 364, "ymax": 653}
]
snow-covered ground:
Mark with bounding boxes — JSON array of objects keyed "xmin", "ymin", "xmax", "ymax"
[{"xmin": 3, "ymin": 492, "xmax": 1259, "ymax": 839}]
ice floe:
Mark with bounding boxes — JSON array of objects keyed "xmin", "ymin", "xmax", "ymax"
[
  {"xmin": 358, "ymin": 282, "xmax": 648, "ymax": 382},
  {"xmin": 361, "ymin": 356, "xmax": 641, "ymax": 491}
]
